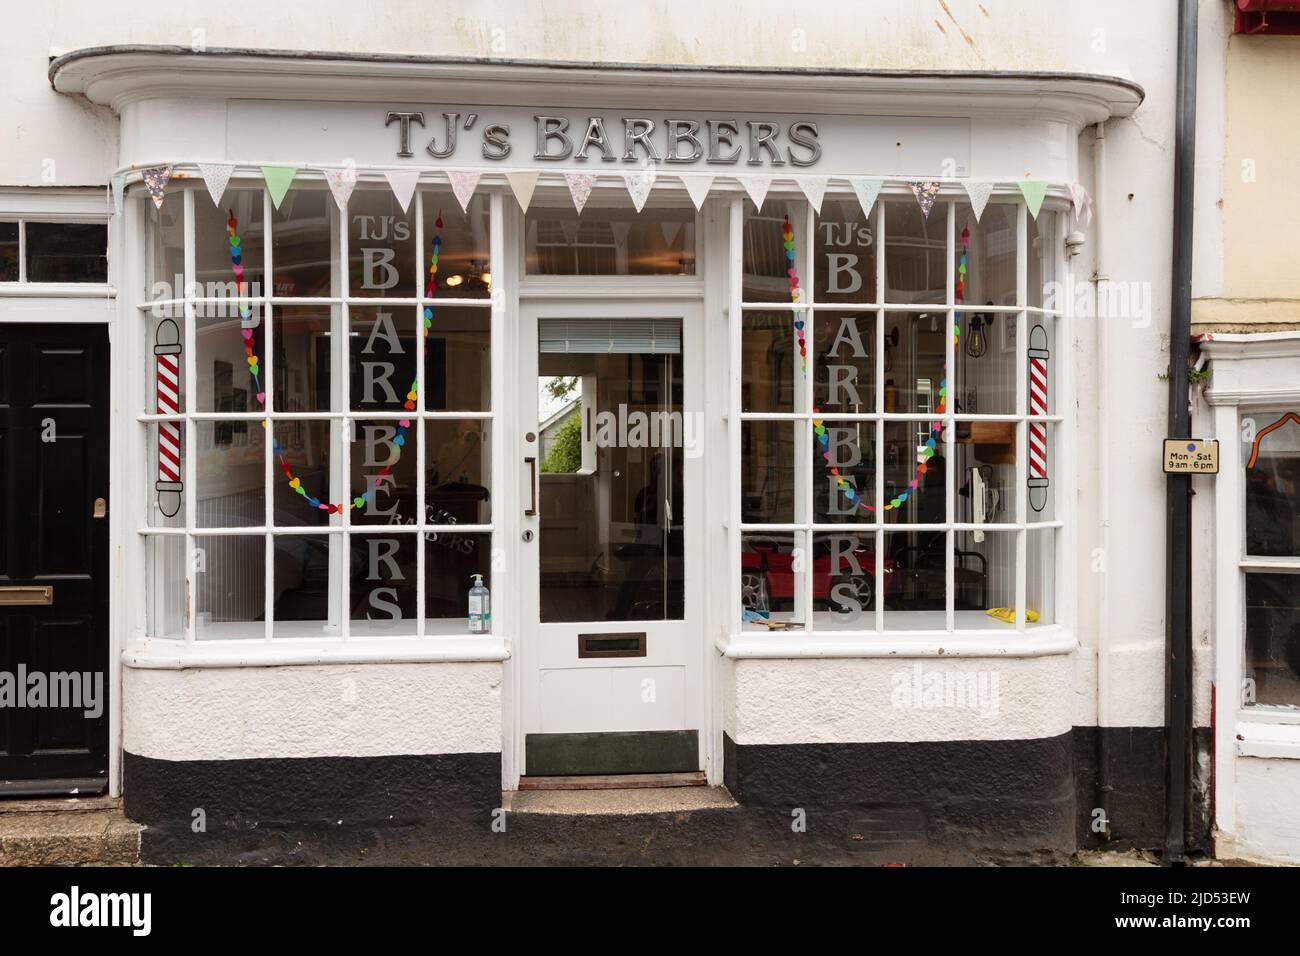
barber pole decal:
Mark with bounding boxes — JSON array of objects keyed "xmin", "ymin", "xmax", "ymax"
[
  {"xmin": 1027, "ymin": 323, "xmax": 1049, "ymax": 512},
  {"xmin": 154, "ymin": 317, "xmax": 183, "ymax": 517}
]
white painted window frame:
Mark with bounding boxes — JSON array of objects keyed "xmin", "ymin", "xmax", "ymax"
[
  {"xmin": 129, "ymin": 176, "xmax": 509, "ymax": 664},
  {"xmin": 1205, "ymin": 332, "xmax": 1300, "ymax": 841},
  {"xmin": 723, "ymin": 190, "xmax": 1075, "ymax": 657},
  {"xmin": 0, "ymin": 188, "xmax": 114, "ymax": 311}
]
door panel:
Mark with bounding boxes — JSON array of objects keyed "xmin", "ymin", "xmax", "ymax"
[
  {"xmin": 520, "ymin": 302, "xmax": 703, "ymax": 777},
  {"xmin": 0, "ymin": 324, "xmax": 109, "ymax": 793}
]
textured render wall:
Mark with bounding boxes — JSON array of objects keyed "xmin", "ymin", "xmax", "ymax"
[
  {"xmin": 726, "ymin": 654, "xmax": 1072, "ymax": 745},
  {"xmin": 1194, "ymin": 32, "xmax": 1300, "ymax": 331},
  {"xmin": 123, "ymin": 662, "xmax": 503, "ymax": 761},
  {"xmin": 1231, "ymin": 758, "xmax": 1300, "ymax": 864}
]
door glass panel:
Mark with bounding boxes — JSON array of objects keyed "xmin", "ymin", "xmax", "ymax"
[{"xmin": 538, "ymin": 318, "xmax": 684, "ymax": 622}]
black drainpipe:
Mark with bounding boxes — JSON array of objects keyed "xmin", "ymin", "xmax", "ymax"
[{"xmin": 1165, "ymin": 0, "xmax": 1198, "ymax": 866}]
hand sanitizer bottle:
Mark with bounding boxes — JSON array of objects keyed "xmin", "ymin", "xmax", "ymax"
[{"xmin": 468, "ymin": 574, "xmax": 490, "ymax": 634}]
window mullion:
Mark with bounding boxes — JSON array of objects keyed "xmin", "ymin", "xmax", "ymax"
[
  {"xmin": 181, "ymin": 189, "xmax": 197, "ymax": 643},
  {"xmin": 728, "ymin": 197, "xmax": 743, "ymax": 634},
  {"xmin": 1015, "ymin": 203, "xmax": 1030, "ymax": 630},
  {"xmin": 338, "ymin": 188, "xmax": 351, "ymax": 642},
  {"xmin": 875, "ymin": 198, "xmax": 886, "ymax": 634},
  {"xmin": 415, "ymin": 189, "xmax": 426, "ymax": 637},
  {"xmin": 262, "ymin": 188, "xmax": 276, "ymax": 642},
  {"xmin": 17, "ymin": 219, "xmax": 25, "ymax": 283},
  {"xmin": 802, "ymin": 200, "xmax": 815, "ymax": 631},
  {"xmin": 488, "ymin": 189, "xmax": 505, "ymax": 639}
]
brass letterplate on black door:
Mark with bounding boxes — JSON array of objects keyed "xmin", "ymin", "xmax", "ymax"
[{"xmin": 577, "ymin": 632, "xmax": 647, "ymax": 658}]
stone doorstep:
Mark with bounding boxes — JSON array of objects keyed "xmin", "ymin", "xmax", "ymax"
[
  {"xmin": 0, "ymin": 798, "xmax": 141, "ymax": 867},
  {"xmin": 503, "ymin": 785, "xmax": 738, "ymax": 816}
]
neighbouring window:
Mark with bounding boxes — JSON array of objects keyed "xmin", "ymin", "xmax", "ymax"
[
  {"xmin": 141, "ymin": 182, "xmax": 495, "ymax": 641},
  {"xmin": 1243, "ymin": 411, "xmax": 1300, "ymax": 707},
  {"xmin": 737, "ymin": 195, "xmax": 1061, "ymax": 634},
  {"xmin": 0, "ymin": 220, "xmax": 107, "ymax": 284}
]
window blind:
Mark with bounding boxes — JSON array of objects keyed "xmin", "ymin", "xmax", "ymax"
[{"xmin": 538, "ymin": 318, "xmax": 681, "ymax": 354}]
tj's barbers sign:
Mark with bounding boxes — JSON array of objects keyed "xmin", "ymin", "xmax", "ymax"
[{"xmin": 384, "ymin": 110, "xmax": 823, "ymax": 166}]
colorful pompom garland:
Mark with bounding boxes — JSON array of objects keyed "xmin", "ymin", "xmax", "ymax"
[
  {"xmin": 802, "ymin": 217, "xmax": 962, "ymax": 513},
  {"xmin": 227, "ymin": 211, "xmax": 443, "ymax": 513}
]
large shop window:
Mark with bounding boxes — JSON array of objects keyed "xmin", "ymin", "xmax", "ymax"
[
  {"xmin": 140, "ymin": 183, "xmax": 494, "ymax": 641},
  {"xmin": 1242, "ymin": 411, "xmax": 1300, "ymax": 707},
  {"xmin": 736, "ymin": 195, "xmax": 1063, "ymax": 634}
]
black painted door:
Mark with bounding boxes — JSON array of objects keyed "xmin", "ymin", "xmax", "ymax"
[{"xmin": 0, "ymin": 324, "xmax": 110, "ymax": 794}]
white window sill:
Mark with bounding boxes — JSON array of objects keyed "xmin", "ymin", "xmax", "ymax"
[
  {"xmin": 123, "ymin": 635, "xmax": 511, "ymax": 669},
  {"xmin": 0, "ymin": 282, "xmax": 115, "ymax": 298},
  {"xmin": 1236, "ymin": 712, "xmax": 1300, "ymax": 760},
  {"xmin": 716, "ymin": 623, "xmax": 1076, "ymax": 660}
]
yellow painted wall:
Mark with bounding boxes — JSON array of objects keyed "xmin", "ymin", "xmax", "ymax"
[{"xmin": 1198, "ymin": 34, "xmax": 1300, "ymax": 330}]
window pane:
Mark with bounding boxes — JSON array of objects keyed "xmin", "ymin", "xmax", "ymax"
[
  {"xmin": 349, "ymin": 305, "xmax": 417, "ymax": 412},
  {"xmin": 1027, "ymin": 528, "xmax": 1056, "ymax": 626},
  {"xmin": 526, "ymin": 200, "xmax": 694, "ymax": 277},
  {"xmin": 0, "ymin": 222, "xmax": 18, "ymax": 281},
  {"xmin": 814, "ymin": 311, "xmax": 875, "ymax": 414},
  {"xmin": 25, "ymin": 222, "xmax": 107, "ymax": 283},
  {"xmin": 424, "ymin": 190, "xmax": 491, "ymax": 294},
  {"xmin": 956, "ymin": 202, "xmax": 1016, "ymax": 308},
  {"xmin": 425, "ymin": 532, "xmax": 493, "ymax": 631},
  {"xmin": 954, "ymin": 310, "xmax": 1021, "ymax": 416},
  {"xmin": 885, "ymin": 310, "xmax": 948, "ymax": 414},
  {"xmin": 274, "ymin": 305, "xmax": 339, "ymax": 413},
  {"xmin": 883, "ymin": 530, "xmax": 946, "ymax": 629},
  {"xmin": 814, "ymin": 420, "xmax": 876, "ymax": 525},
  {"xmin": 815, "ymin": 198, "xmax": 877, "ymax": 303},
  {"xmin": 742, "ymin": 309, "xmax": 802, "ymax": 413},
  {"xmin": 196, "ymin": 303, "xmax": 262, "ymax": 413},
  {"xmin": 147, "ymin": 422, "xmax": 186, "ymax": 527},
  {"xmin": 196, "ymin": 188, "xmax": 264, "ymax": 296},
  {"xmin": 145, "ymin": 198, "xmax": 185, "ymax": 301},
  {"xmin": 957, "ymin": 529, "xmax": 1015, "ymax": 623},
  {"xmin": 743, "ymin": 198, "xmax": 802, "ymax": 302},
  {"xmin": 884, "ymin": 200, "xmax": 947, "ymax": 303},
  {"xmin": 1028, "ymin": 210, "xmax": 1057, "ymax": 309},
  {"xmin": 348, "ymin": 189, "xmax": 416, "ymax": 297},
  {"xmin": 426, "ymin": 419, "xmax": 491, "ymax": 525},
  {"xmin": 1245, "ymin": 413, "xmax": 1300, "ymax": 557},
  {"xmin": 813, "ymin": 531, "xmax": 879, "ymax": 630},
  {"xmin": 350, "ymin": 533, "xmax": 418, "ymax": 633},
  {"xmin": 882, "ymin": 419, "xmax": 948, "ymax": 525},
  {"xmin": 146, "ymin": 535, "xmax": 185, "ymax": 638},
  {"xmin": 194, "ymin": 535, "xmax": 264, "ymax": 640},
  {"xmin": 742, "ymin": 421, "xmax": 796, "ymax": 524},
  {"xmin": 271, "ymin": 419, "xmax": 336, "ymax": 527},
  {"xmin": 425, "ymin": 306, "xmax": 491, "ymax": 412},
  {"xmin": 273, "ymin": 534, "xmax": 342, "ymax": 637},
  {"xmin": 271, "ymin": 188, "xmax": 335, "ymax": 297},
  {"xmin": 146, "ymin": 307, "xmax": 186, "ymax": 415},
  {"xmin": 955, "ymin": 422, "xmax": 1020, "ymax": 524},
  {"xmin": 352, "ymin": 419, "xmax": 419, "ymax": 526},
  {"xmin": 741, "ymin": 532, "xmax": 802, "ymax": 629},
  {"xmin": 1244, "ymin": 571, "xmax": 1300, "ymax": 707},
  {"xmin": 196, "ymin": 420, "xmax": 264, "ymax": 528}
]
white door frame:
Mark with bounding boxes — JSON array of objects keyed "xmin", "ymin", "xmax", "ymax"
[{"xmin": 512, "ymin": 293, "xmax": 706, "ymax": 777}]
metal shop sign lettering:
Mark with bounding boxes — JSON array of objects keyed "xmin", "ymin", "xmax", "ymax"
[{"xmin": 384, "ymin": 111, "xmax": 823, "ymax": 166}]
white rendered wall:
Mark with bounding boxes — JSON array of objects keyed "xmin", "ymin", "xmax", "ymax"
[{"xmin": 122, "ymin": 663, "xmax": 503, "ymax": 761}]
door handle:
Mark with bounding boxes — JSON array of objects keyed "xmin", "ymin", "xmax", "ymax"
[
  {"xmin": 524, "ymin": 456, "xmax": 538, "ymax": 516},
  {"xmin": 0, "ymin": 586, "xmax": 53, "ymax": 606}
]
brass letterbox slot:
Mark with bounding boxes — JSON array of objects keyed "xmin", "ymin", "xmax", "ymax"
[{"xmin": 577, "ymin": 632, "xmax": 647, "ymax": 659}]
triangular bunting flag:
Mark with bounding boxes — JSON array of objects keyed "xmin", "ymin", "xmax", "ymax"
[
  {"xmin": 198, "ymin": 163, "xmax": 235, "ymax": 207},
  {"xmin": 848, "ymin": 177, "xmax": 884, "ymax": 220},
  {"xmin": 796, "ymin": 175, "xmax": 830, "ymax": 215},
  {"xmin": 962, "ymin": 181, "xmax": 995, "ymax": 222},
  {"xmin": 624, "ymin": 168, "xmax": 656, "ymax": 213},
  {"xmin": 383, "ymin": 169, "xmax": 420, "ymax": 213},
  {"xmin": 737, "ymin": 175, "xmax": 771, "ymax": 211},
  {"xmin": 261, "ymin": 166, "xmax": 298, "ymax": 210},
  {"xmin": 506, "ymin": 171, "xmax": 540, "ymax": 212},
  {"xmin": 1017, "ymin": 180, "xmax": 1048, "ymax": 220},
  {"xmin": 660, "ymin": 221, "xmax": 683, "ymax": 248},
  {"xmin": 110, "ymin": 173, "xmax": 126, "ymax": 215},
  {"xmin": 322, "ymin": 165, "xmax": 357, "ymax": 211},
  {"xmin": 141, "ymin": 166, "xmax": 172, "ymax": 209},
  {"xmin": 680, "ymin": 174, "xmax": 714, "ymax": 211},
  {"xmin": 447, "ymin": 170, "xmax": 481, "ymax": 213},
  {"xmin": 1069, "ymin": 183, "xmax": 1093, "ymax": 227},
  {"xmin": 907, "ymin": 181, "xmax": 941, "ymax": 220},
  {"xmin": 564, "ymin": 172, "xmax": 597, "ymax": 215}
]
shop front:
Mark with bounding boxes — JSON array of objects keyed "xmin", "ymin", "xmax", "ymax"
[{"xmin": 43, "ymin": 48, "xmax": 1145, "ymax": 861}]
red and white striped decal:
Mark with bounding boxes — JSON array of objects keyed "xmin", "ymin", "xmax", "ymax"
[
  {"xmin": 156, "ymin": 337, "xmax": 181, "ymax": 484},
  {"xmin": 1028, "ymin": 355, "xmax": 1048, "ymax": 479}
]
